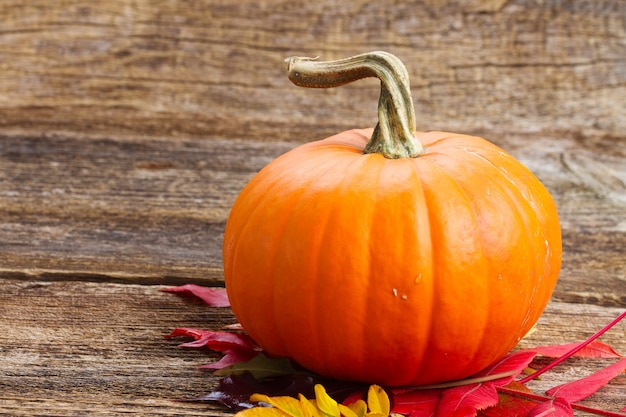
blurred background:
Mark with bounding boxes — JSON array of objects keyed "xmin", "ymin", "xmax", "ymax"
[{"xmin": 2, "ymin": 0, "xmax": 624, "ymax": 144}]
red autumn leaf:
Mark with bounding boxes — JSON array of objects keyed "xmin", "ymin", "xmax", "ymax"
[
  {"xmin": 429, "ymin": 351, "xmax": 538, "ymax": 417},
  {"xmin": 478, "ymin": 396, "xmax": 536, "ymax": 417},
  {"xmin": 166, "ymin": 327, "xmax": 214, "ymax": 347},
  {"xmin": 472, "ymin": 351, "xmax": 538, "ymax": 383},
  {"xmin": 166, "ymin": 328, "xmax": 261, "ymax": 371},
  {"xmin": 436, "ymin": 383, "xmax": 500, "ymax": 417},
  {"xmin": 527, "ymin": 397, "xmax": 573, "ymax": 417},
  {"xmin": 545, "ymin": 357, "xmax": 626, "ymax": 403},
  {"xmin": 391, "ymin": 388, "xmax": 441, "ymax": 416},
  {"xmin": 519, "ymin": 311, "xmax": 626, "ymax": 386},
  {"xmin": 199, "ymin": 348, "xmax": 259, "ymax": 370},
  {"xmin": 478, "ymin": 382, "xmax": 537, "ymax": 417},
  {"xmin": 162, "ymin": 284, "xmax": 231, "ymax": 307},
  {"xmin": 527, "ymin": 341, "xmax": 622, "ymax": 359},
  {"xmin": 164, "ymin": 292, "xmax": 625, "ymax": 417},
  {"xmin": 165, "ymin": 327, "xmax": 259, "ymax": 353},
  {"xmin": 388, "ymin": 352, "xmax": 538, "ymax": 417}
]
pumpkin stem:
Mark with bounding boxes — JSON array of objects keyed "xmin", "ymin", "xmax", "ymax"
[{"xmin": 285, "ymin": 51, "xmax": 423, "ymax": 159}]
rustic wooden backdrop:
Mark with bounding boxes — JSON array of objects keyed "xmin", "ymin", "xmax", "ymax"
[
  {"xmin": 0, "ymin": 0, "xmax": 625, "ymax": 415},
  {"xmin": 2, "ymin": 0, "xmax": 625, "ymax": 141}
]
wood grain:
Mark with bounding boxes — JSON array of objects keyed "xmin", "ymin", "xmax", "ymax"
[
  {"xmin": 0, "ymin": 279, "xmax": 623, "ymax": 416},
  {"xmin": 0, "ymin": 279, "xmax": 234, "ymax": 416},
  {"xmin": 1, "ymin": 131, "xmax": 624, "ymax": 305},
  {"xmin": 1, "ymin": 1, "xmax": 625, "ymax": 143},
  {"xmin": 0, "ymin": 133, "xmax": 295, "ymax": 283}
]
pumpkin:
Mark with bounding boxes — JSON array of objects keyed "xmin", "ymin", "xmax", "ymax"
[{"xmin": 223, "ymin": 51, "xmax": 561, "ymax": 386}]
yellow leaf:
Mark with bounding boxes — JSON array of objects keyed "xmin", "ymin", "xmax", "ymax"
[
  {"xmin": 250, "ymin": 394, "xmax": 274, "ymax": 404},
  {"xmin": 298, "ymin": 394, "xmax": 322, "ymax": 417},
  {"xmin": 314, "ymin": 384, "xmax": 341, "ymax": 417},
  {"xmin": 338, "ymin": 403, "xmax": 359, "ymax": 417},
  {"xmin": 242, "ymin": 384, "xmax": 388, "ymax": 417},
  {"xmin": 366, "ymin": 385, "xmax": 390, "ymax": 416},
  {"xmin": 235, "ymin": 406, "xmax": 291, "ymax": 417},
  {"xmin": 249, "ymin": 394, "xmax": 307, "ymax": 417},
  {"xmin": 345, "ymin": 399, "xmax": 367, "ymax": 417}
]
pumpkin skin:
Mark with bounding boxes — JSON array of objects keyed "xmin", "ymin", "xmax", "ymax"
[{"xmin": 223, "ymin": 127, "xmax": 562, "ymax": 387}]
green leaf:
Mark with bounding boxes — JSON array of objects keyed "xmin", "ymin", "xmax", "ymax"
[{"xmin": 215, "ymin": 353, "xmax": 305, "ymax": 379}]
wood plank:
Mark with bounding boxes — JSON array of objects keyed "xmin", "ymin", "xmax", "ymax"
[
  {"xmin": 1, "ymin": 132, "xmax": 624, "ymax": 306},
  {"xmin": 0, "ymin": 279, "xmax": 233, "ymax": 416},
  {"xmin": 0, "ymin": 279, "xmax": 624, "ymax": 416},
  {"xmin": 0, "ymin": 133, "xmax": 295, "ymax": 283},
  {"xmin": 0, "ymin": 1, "xmax": 624, "ymax": 143}
]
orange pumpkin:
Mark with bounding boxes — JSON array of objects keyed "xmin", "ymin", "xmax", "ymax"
[{"xmin": 223, "ymin": 52, "xmax": 561, "ymax": 386}]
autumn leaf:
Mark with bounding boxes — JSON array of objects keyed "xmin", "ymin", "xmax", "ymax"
[
  {"xmin": 250, "ymin": 392, "xmax": 312, "ymax": 417},
  {"xmin": 164, "ymin": 289, "xmax": 626, "ymax": 416},
  {"xmin": 478, "ymin": 382, "xmax": 537, "ymax": 417},
  {"xmin": 196, "ymin": 371, "xmax": 367, "ymax": 412},
  {"xmin": 472, "ymin": 351, "xmax": 538, "ymax": 384},
  {"xmin": 165, "ymin": 327, "xmax": 260, "ymax": 370},
  {"xmin": 366, "ymin": 385, "xmax": 390, "ymax": 417},
  {"xmin": 300, "ymin": 394, "xmax": 324, "ymax": 417},
  {"xmin": 315, "ymin": 384, "xmax": 341, "ymax": 417},
  {"xmin": 162, "ymin": 284, "xmax": 231, "ymax": 307},
  {"xmin": 215, "ymin": 353, "xmax": 309, "ymax": 380},
  {"xmin": 234, "ymin": 384, "xmax": 391, "ymax": 417},
  {"xmin": 197, "ymin": 373, "xmax": 321, "ymax": 410},
  {"xmin": 186, "ymin": 338, "xmax": 626, "ymax": 416},
  {"xmin": 545, "ymin": 357, "xmax": 626, "ymax": 403},
  {"xmin": 235, "ymin": 407, "xmax": 289, "ymax": 417},
  {"xmin": 429, "ymin": 351, "xmax": 538, "ymax": 417},
  {"xmin": 526, "ymin": 341, "xmax": 622, "ymax": 359},
  {"xmin": 390, "ymin": 350, "xmax": 537, "ymax": 417},
  {"xmin": 527, "ymin": 397, "xmax": 573, "ymax": 417},
  {"xmin": 436, "ymin": 383, "xmax": 500, "ymax": 417},
  {"xmin": 495, "ymin": 384, "xmax": 626, "ymax": 417},
  {"xmin": 199, "ymin": 348, "xmax": 259, "ymax": 370},
  {"xmin": 343, "ymin": 399, "xmax": 368, "ymax": 417},
  {"xmin": 165, "ymin": 327, "xmax": 259, "ymax": 352},
  {"xmin": 390, "ymin": 388, "xmax": 440, "ymax": 416},
  {"xmin": 519, "ymin": 311, "xmax": 626, "ymax": 385}
]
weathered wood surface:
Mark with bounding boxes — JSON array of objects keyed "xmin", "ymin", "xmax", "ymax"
[
  {"xmin": 1, "ymin": 0, "xmax": 625, "ymax": 415},
  {"xmin": 1, "ymin": 0, "xmax": 625, "ymax": 142},
  {"xmin": 2, "ymin": 133, "xmax": 624, "ymax": 305},
  {"xmin": 0, "ymin": 280, "xmax": 623, "ymax": 416}
]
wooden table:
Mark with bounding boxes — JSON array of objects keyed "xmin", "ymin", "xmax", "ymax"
[{"xmin": 1, "ymin": 1, "xmax": 624, "ymax": 415}]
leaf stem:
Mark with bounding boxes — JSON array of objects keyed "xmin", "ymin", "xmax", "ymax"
[
  {"xmin": 518, "ymin": 310, "xmax": 626, "ymax": 384},
  {"xmin": 409, "ymin": 370, "xmax": 518, "ymax": 389},
  {"xmin": 497, "ymin": 386, "xmax": 626, "ymax": 417}
]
